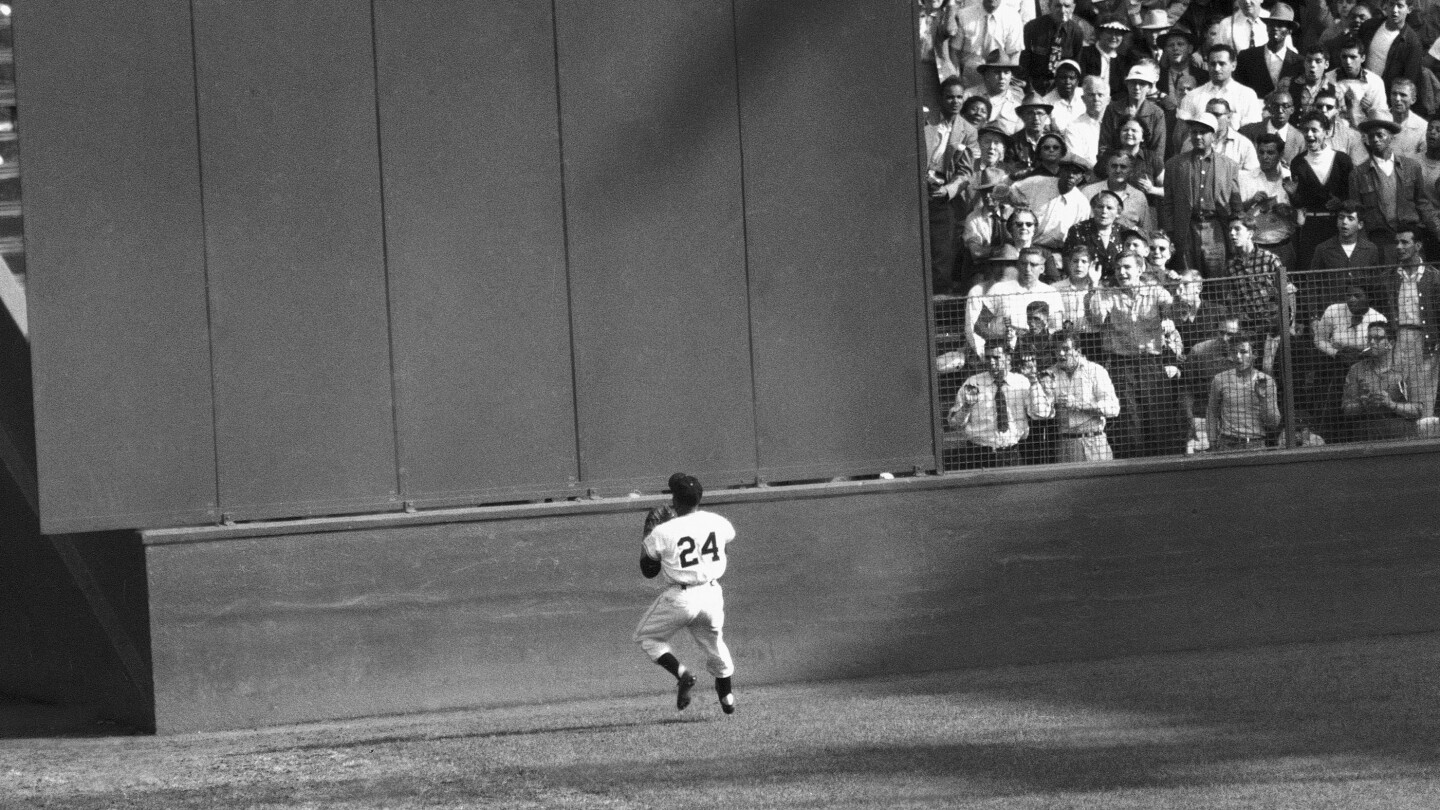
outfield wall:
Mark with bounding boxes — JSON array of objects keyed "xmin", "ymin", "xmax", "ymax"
[{"xmin": 142, "ymin": 445, "xmax": 1440, "ymax": 733}]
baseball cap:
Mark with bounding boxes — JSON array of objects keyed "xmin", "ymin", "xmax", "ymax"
[{"xmin": 670, "ymin": 474, "xmax": 703, "ymax": 506}]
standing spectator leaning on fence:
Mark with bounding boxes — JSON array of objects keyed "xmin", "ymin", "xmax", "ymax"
[
  {"xmin": 1032, "ymin": 332, "xmax": 1122, "ymax": 461},
  {"xmin": 949, "ymin": 339, "xmax": 1048, "ymax": 469},
  {"xmin": 1207, "ymin": 332, "xmax": 1282, "ymax": 450}
]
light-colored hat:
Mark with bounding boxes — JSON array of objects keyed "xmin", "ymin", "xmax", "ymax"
[
  {"xmin": 1054, "ymin": 59, "xmax": 1083, "ymax": 77},
  {"xmin": 977, "ymin": 55, "xmax": 1021, "ymax": 71},
  {"xmin": 1124, "ymin": 64, "xmax": 1160, "ymax": 85},
  {"xmin": 1139, "ymin": 9, "xmax": 1172, "ymax": 29},
  {"xmin": 1356, "ymin": 115, "xmax": 1402, "ymax": 134},
  {"xmin": 1058, "ymin": 153, "xmax": 1094, "ymax": 172},
  {"xmin": 1263, "ymin": 3, "xmax": 1298, "ymax": 26},
  {"xmin": 1188, "ymin": 111, "xmax": 1220, "ymax": 133}
]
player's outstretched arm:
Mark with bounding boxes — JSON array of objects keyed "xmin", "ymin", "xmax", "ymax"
[{"xmin": 640, "ymin": 551, "xmax": 662, "ymax": 578}]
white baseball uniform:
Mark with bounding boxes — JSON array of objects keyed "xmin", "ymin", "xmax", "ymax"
[{"xmin": 633, "ymin": 509, "xmax": 736, "ymax": 677}]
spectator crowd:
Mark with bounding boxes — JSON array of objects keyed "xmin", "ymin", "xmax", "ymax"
[{"xmin": 918, "ymin": 0, "xmax": 1440, "ymax": 467}]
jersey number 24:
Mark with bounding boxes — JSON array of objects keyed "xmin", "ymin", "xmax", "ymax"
[{"xmin": 677, "ymin": 533, "xmax": 719, "ymax": 567}]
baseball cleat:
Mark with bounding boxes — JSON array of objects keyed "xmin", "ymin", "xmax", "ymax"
[
  {"xmin": 720, "ymin": 693, "xmax": 736, "ymax": 715},
  {"xmin": 676, "ymin": 672, "xmax": 697, "ymax": 710}
]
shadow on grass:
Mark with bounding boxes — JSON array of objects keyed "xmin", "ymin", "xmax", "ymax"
[{"xmin": 250, "ymin": 714, "xmax": 697, "ymax": 755}]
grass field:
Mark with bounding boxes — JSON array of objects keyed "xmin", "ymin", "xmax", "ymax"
[{"xmin": 3, "ymin": 631, "xmax": 1440, "ymax": 809}]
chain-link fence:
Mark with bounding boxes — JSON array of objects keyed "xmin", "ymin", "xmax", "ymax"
[{"xmin": 933, "ymin": 264, "xmax": 1440, "ymax": 471}]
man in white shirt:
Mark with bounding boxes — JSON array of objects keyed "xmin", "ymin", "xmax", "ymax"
[
  {"xmin": 1032, "ymin": 333, "xmax": 1121, "ymax": 461},
  {"xmin": 948, "ymin": 340, "xmax": 1047, "ymax": 467},
  {"xmin": 1326, "ymin": 37, "xmax": 1391, "ymax": 126},
  {"xmin": 1034, "ymin": 155, "xmax": 1095, "ymax": 249},
  {"xmin": 1081, "ymin": 151, "xmax": 1155, "ymax": 231},
  {"xmin": 1239, "ymin": 132, "xmax": 1299, "ymax": 271},
  {"xmin": 1042, "ymin": 60, "xmax": 1085, "ymax": 132},
  {"xmin": 1312, "ymin": 285, "xmax": 1387, "ymax": 440},
  {"xmin": 946, "ymin": 0, "xmax": 1025, "ymax": 86},
  {"xmin": 1388, "ymin": 78, "xmax": 1427, "ymax": 157},
  {"xmin": 987, "ymin": 246, "xmax": 1067, "ymax": 330},
  {"xmin": 1208, "ymin": 97, "xmax": 1261, "ymax": 173},
  {"xmin": 1180, "ymin": 44, "xmax": 1265, "ymax": 126},
  {"xmin": 1063, "ymin": 75, "xmax": 1107, "ymax": 164},
  {"xmin": 1215, "ymin": 0, "xmax": 1279, "ymax": 52}
]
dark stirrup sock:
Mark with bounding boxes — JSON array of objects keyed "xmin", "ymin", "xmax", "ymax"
[
  {"xmin": 714, "ymin": 676, "xmax": 732, "ymax": 698},
  {"xmin": 655, "ymin": 653, "xmax": 683, "ymax": 679}
]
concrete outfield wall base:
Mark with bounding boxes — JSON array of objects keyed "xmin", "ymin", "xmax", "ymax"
[{"xmin": 144, "ymin": 447, "xmax": 1440, "ymax": 733}]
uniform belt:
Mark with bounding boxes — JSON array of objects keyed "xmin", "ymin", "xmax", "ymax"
[
  {"xmin": 1061, "ymin": 430, "xmax": 1105, "ymax": 438},
  {"xmin": 676, "ymin": 580, "xmax": 717, "ymax": 590}
]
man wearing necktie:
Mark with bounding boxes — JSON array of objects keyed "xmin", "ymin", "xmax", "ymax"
[{"xmin": 948, "ymin": 340, "xmax": 1046, "ymax": 468}]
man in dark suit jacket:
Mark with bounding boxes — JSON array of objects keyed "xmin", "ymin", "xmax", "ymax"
[
  {"xmin": 1233, "ymin": 4, "xmax": 1303, "ymax": 99},
  {"xmin": 1021, "ymin": 0, "xmax": 1092, "ymax": 94},
  {"xmin": 1357, "ymin": 3, "xmax": 1436, "ymax": 117},
  {"xmin": 1350, "ymin": 117, "xmax": 1438, "ymax": 263},
  {"xmin": 1161, "ymin": 112, "xmax": 1244, "ymax": 278}
]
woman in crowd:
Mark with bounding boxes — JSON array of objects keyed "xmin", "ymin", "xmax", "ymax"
[
  {"xmin": 1284, "ymin": 109, "xmax": 1352, "ymax": 273},
  {"xmin": 1062, "ymin": 189, "xmax": 1128, "ymax": 283},
  {"xmin": 1013, "ymin": 132, "xmax": 1068, "ymax": 180},
  {"xmin": 1109, "ymin": 116, "xmax": 1165, "ymax": 195}
]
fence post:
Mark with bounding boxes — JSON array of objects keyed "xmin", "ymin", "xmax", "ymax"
[{"xmin": 1276, "ymin": 262, "xmax": 1298, "ymax": 448}]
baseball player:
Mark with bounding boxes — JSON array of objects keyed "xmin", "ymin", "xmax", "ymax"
[{"xmin": 634, "ymin": 473, "xmax": 737, "ymax": 714}]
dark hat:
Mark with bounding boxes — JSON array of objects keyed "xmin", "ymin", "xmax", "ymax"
[
  {"xmin": 1016, "ymin": 91, "xmax": 1054, "ymax": 114},
  {"xmin": 1356, "ymin": 116, "xmax": 1402, "ymax": 134},
  {"xmin": 977, "ymin": 123, "xmax": 1011, "ymax": 143},
  {"xmin": 973, "ymin": 166, "xmax": 1011, "ymax": 191},
  {"xmin": 1160, "ymin": 24, "xmax": 1197, "ymax": 45},
  {"xmin": 670, "ymin": 474, "xmax": 703, "ymax": 506},
  {"xmin": 1097, "ymin": 16, "xmax": 1131, "ymax": 32}
]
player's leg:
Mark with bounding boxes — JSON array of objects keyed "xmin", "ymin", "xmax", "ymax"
[
  {"xmin": 634, "ymin": 591, "xmax": 699, "ymax": 710},
  {"xmin": 686, "ymin": 587, "xmax": 736, "ymax": 713}
]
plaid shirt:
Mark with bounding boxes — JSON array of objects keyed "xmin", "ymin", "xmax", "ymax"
[{"xmin": 1225, "ymin": 247, "xmax": 1282, "ymax": 337}]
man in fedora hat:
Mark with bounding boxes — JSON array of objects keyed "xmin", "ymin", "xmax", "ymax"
[
  {"xmin": 945, "ymin": 0, "xmax": 1024, "ymax": 86},
  {"xmin": 961, "ymin": 166, "xmax": 1019, "ymax": 269},
  {"xmin": 1042, "ymin": 59, "xmax": 1086, "ymax": 131},
  {"xmin": 1008, "ymin": 92, "xmax": 1059, "ymax": 171},
  {"xmin": 1021, "ymin": 0, "xmax": 1093, "ymax": 95},
  {"xmin": 1350, "ymin": 115, "xmax": 1438, "ymax": 261},
  {"xmin": 1234, "ymin": 3, "xmax": 1303, "ymax": 98},
  {"xmin": 965, "ymin": 244, "xmax": 1023, "ymax": 360},
  {"xmin": 967, "ymin": 56, "xmax": 1026, "ymax": 135},
  {"xmin": 1127, "ymin": 9, "xmax": 1174, "ymax": 66},
  {"xmin": 1100, "ymin": 62, "xmax": 1168, "ymax": 156},
  {"xmin": 1158, "ymin": 24, "xmax": 1210, "ymax": 102},
  {"xmin": 1161, "ymin": 111, "xmax": 1243, "ymax": 277}
]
